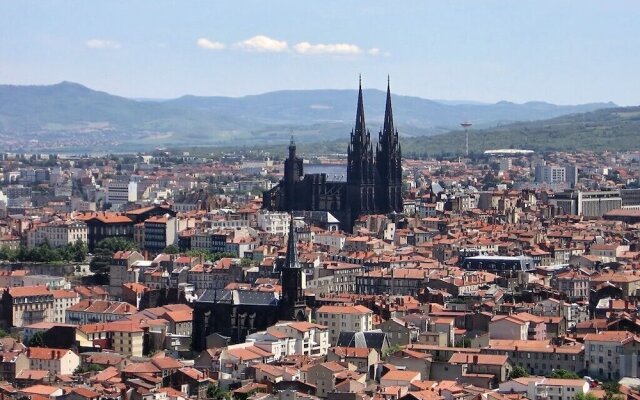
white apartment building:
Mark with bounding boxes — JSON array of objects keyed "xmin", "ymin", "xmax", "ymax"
[
  {"xmin": 551, "ymin": 190, "xmax": 622, "ymax": 218},
  {"xmin": 316, "ymin": 305, "xmax": 374, "ymax": 345},
  {"xmin": 267, "ymin": 321, "xmax": 330, "ymax": 357},
  {"xmin": 208, "ymin": 219, "xmax": 250, "ymax": 230},
  {"xmin": 500, "ymin": 377, "xmax": 590, "ymax": 400},
  {"xmin": 244, "ymin": 331, "xmax": 296, "ymax": 361},
  {"xmin": 106, "ymin": 180, "xmax": 138, "ymax": 207},
  {"xmin": 26, "ymin": 220, "xmax": 88, "ymax": 249},
  {"xmin": 536, "ymin": 165, "xmax": 567, "ymax": 184},
  {"xmin": 66, "ymin": 300, "xmax": 136, "ymax": 325},
  {"xmin": 314, "ymin": 232, "xmax": 346, "ymax": 251},
  {"xmin": 257, "ymin": 211, "xmax": 290, "ymax": 235}
]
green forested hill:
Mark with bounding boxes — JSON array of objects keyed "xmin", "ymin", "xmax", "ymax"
[{"xmin": 401, "ymin": 106, "xmax": 640, "ymax": 157}]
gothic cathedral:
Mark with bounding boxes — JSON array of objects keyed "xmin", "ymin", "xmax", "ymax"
[{"xmin": 262, "ymin": 77, "xmax": 403, "ymax": 231}]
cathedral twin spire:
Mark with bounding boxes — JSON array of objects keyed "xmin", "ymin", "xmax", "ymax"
[{"xmin": 347, "ymin": 76, "xmax": 403, "ymax": 214}]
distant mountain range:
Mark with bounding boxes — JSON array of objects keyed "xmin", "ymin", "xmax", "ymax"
[{"xmin": 0, "ymin": 81, "xmax": 616, "ymax": 151}]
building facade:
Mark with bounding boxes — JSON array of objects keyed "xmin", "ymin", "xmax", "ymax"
[
  {"xmin": 315, "ymin": 304, "xmax": 374, "ymax": 345},
  {"xmin": 27, "ymin": 220, "xmax": 88, "ymax": 249},
  {"xmin": 1, "ymin": 286, "xmax": 54, "ymax": 328}
]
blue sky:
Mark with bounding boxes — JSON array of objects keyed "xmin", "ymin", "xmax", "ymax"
[{"xmin": 1, "ymin": 1, "xmax": 638, "ymax": 105}]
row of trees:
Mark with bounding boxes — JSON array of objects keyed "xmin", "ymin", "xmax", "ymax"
[
  {"xmin": 89, "ymin": 237, "xmax": 139, "ymax": 274},
  {"xmin": 0, "ymin": 239, "xmax": 88, "ymax": 263},
  {"xmin": 87, "ymin": 238, "xmax": 252, "ymax": 275},
  {"xmin": 510, "ymin": 366, "xmax": 582, "ymax": 380},
  {"xmin": 181, "ymin": 249, "xmax": 241, "ymax": 262}
]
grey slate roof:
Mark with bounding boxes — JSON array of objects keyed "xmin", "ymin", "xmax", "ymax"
[
  {"xmin": 197, "ymin": 289, "xmax": 280, "ymax": 306},
  {"xmin": 336, "ymin": 330, "xmax": 389, "ymax": 353}
]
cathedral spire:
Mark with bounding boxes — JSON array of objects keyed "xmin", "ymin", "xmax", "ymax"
[
  {"xmin": 284, "ymin": 217, "xmax": 300, "ymax": 269},
  {"xmin": 383, "ymin": 76, "xmax": 395, "ymax": 143},
  {"xmin": 288, "ymin": 134, "xmax": 296, "ymax": 159},
  {"xmin": 354, "ymin": 74, "xmax": 366, "ymax": 138}
]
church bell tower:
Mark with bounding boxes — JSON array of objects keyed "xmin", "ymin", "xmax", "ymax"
[{"xmin": 279, "ymin": 217, "xmax": 308, "ymax": 321}]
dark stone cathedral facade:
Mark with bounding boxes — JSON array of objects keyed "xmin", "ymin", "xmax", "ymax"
[
  {"xmin": 262, "ymin": 78, "xmax": 403, "ymax": 231},
  {"xmin": 192, "ymin": 218, "xmax": 308, "ymax": 350}
]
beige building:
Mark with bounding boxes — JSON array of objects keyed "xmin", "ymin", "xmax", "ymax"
[
  {"xmin": 111, "ymin": 323, "xmax": 145, "ymax": 357},
  {"xmin": 108, "ymin": 250, "xmax": 145, "ymax": 298},
  {"xmin": 380, "ymin": 369, "xmax": 421, "ymax": 387},
  {"xmin": 552, "ymin": 270, "xmax": 591, "ymax": 300},
  {"xmin": 26, "ymin": 220, "xmax": 88, "ymax": 249},
  {"xmin": 52, "ymin": 289, "xmax": 81, "ymax": 324},
  {"xmin": 1, "ymin": 286, "xmax": 54, "ymax": 328},
  {"xmin": 77, "ymin": 321, "xmax": 145, "ymax": 357},
  {"xmin": 304, "ymin": 361, "xmax": 360, "ymax": 398},
  {"xmin": 27, "ymin": 347, "xmax": 80, "ymax": 376},
  {"xmin": 489, "ymin": 315, "xmax": 528, "ymax": 340},
  {"xmin": 316, "ymin": 305, "xmax": 373, "ymax": 345},
  {"xmin": 326, "ymin": 346, "xmax": 379, "ymax": 374}
]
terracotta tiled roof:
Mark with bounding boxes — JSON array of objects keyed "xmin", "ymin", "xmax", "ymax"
[
  {"xmin": 26, "ymin": 347, "xmax": 73, "ymax": 360},
  {"xmin": 8, "ymin": 286, "xmax": 51, "ymax": 297},
  {"xmin": 449, "ymin": 353, "xmax": 508, "ymax": 366}
]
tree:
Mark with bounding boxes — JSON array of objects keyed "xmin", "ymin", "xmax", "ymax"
[
  {"xmin": 90, "ymin": 237, "xmax": 138, "ymax": 274},
  {"xmin": 185, "ymin": 250, "xmax": 238, "ymax": 262},
  {"xmin": 164, "ymin": 244, "xmax": 180, "ymax": 254},
  {"xmin": 548, "ymin": 369, "xmax": 581, "ymax": 379},
  {"xmin": 206, "ymin": 384, "xmax": 230, "ymax": 400},
  {"xmin": 574, "ymin": 394, "xmax": 598, "ymax": 400},
  {"xmin": 603, "ymin": 381, "xmax": 622, "ymax": 400},
  {"xmin": 509, "ymin": 365, "xmax": 529, "ymax": 379},
  {"xmin": 74, "ymin": 363, "xmax": 105, "ymax": 374},
  {"xmin": 96, "ymin": 237, "xmax": 138, "ymax": 253},
  {"xmin": 383, "ymin": 344, "xmax": 404, "ymax": 359},
  {"xmin": 27, "ymin": 331, "xmax": 45, "ymax": 347},
  {"xmin": 71, "ymin": 239, "xmax": 89, "ymax": 262}
]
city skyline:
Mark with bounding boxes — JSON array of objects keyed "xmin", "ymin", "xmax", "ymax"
[{"xmin": 1, "ymin": 1, "xmax": 639, "ymax": 105}]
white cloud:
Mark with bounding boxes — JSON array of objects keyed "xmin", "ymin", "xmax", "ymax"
[
  {"xmin": 368, "ymin": 48, "xmax": 381, "ymax": 56},
  {"xmin": 234, "ymin": 35, "xmax": 288, "ymax": 53},
  {"xmin": 197, "ymin": 38, "xmax": 225, "ymax": 50},
  {"xmin": 85, "ymin": 39, "xmax": 121, "ymax": 49},
  {"xmin": 293, "ymin": 42, "xmax": 361, "ymax": 55}
]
